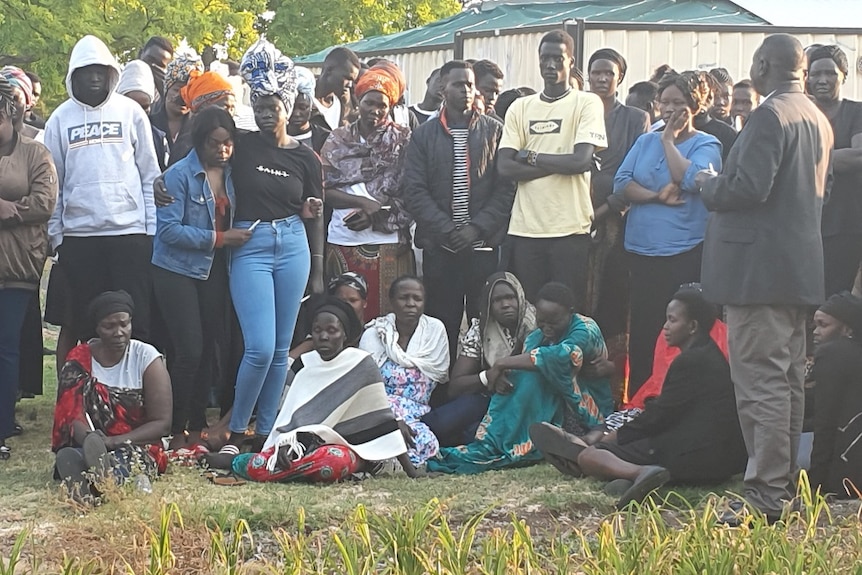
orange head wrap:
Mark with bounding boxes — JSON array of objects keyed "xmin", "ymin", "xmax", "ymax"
[
  {"xmin": 355, "ymin": 62, "xmax": 405, "ymax": 106},
  {"xmin": 180, "ymin": 70, "xmax": 233, "ymax": 112}
]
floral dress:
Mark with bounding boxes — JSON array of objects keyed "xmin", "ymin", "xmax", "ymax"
[
  {"xmin": 379, "ymin": 359, "xmax": 440, "ymax": 465},
  {"xmin": 426, "ymin": 314, "xmax": 613, "ymax": 475}
]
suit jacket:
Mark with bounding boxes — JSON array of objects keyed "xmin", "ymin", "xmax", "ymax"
[
  {"xmin": 617, "ymin": 339, "xmax": 747, "ymax": 484},
  {"xmin": 700, "ymin": 82, "xmax": 833, "ymax": 306}
]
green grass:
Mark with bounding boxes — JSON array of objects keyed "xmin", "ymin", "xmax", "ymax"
[{"xmin": 2, "ymin": 339, "xmax": 861, "ymax": 572}]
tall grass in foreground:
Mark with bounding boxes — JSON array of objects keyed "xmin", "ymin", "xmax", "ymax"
[{"xmin": 3, "ymin": 486, "xmax": 862, "ymax": 574}]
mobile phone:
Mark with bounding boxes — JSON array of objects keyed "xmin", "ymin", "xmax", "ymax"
[
  {"xmin": 248, "ymin": 219, "xmax": 262, "ymax": 232},
  {"xmin": 344, "ymin": 210, "xmax": 362, "ymax": 224},
  {"xmin": 379, "ymin": 205, "xmax": 392, "ymax": 211},
  {"xmin": 300, "ymin": 294, "xmax": 311, "ymax": 303}
]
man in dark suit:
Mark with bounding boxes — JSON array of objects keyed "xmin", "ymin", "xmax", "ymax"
[{"xmin": 696, "ymin": 34, "xmax": 834, "ymax": 522}]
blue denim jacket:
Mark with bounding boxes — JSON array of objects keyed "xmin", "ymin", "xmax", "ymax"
[{"xmin": 152, "ymin": 149, "xmax": 236, "ymax": 280}]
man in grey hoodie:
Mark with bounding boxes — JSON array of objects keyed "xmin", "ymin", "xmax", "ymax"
[{"xmin": 45, "ymin": 35, "xmax": 161, "ymax": 344}]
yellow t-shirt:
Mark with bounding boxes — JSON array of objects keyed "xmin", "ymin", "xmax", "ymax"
[{"xmin": 500, "ymin": 90, "xmax": 607, "ymax": 237}]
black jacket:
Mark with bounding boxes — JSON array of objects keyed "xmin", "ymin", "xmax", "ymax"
[
  {"xmin": 403, "ymin": 110, "xmax": 516, "ymax": 249},
  {"xmin": 617, "ymin": 338, "xmax": 747, "ymax": 484},
  {"xmin": 809, "ymin": 338, "xmax": 862, "ymax": 497}
]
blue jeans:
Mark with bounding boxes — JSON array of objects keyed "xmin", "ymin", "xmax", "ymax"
[
  {"xmin": 228, "ymin": 217, "xmax": 310, "ymax": 436},
  {"xmin": 0, "ymin": 288, "xmax": 33, "ymax": 441}
]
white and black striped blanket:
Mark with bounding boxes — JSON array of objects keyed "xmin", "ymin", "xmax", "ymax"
[{"xmin": 263, "ymin": 347, "xmax": 407, "ymax": 471}]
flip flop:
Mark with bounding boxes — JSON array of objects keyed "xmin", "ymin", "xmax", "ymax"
[
  {"xmin": 207, "ymin": 472, "xmax": 247, "ymax": 486},
  {"xmin": 55, "ymin": 448, "xmax": 92, "ymax": 504},
  {"xmin": 529, "ymin": 422, "xmax": 587, "ymax": 477},
  {"xmin": 83, "ymin": 433, "xmax": 114, "ymax": 479},
  {"xmin": 616, "ymin": 466, "xmax": 671, "ymax": 510}
]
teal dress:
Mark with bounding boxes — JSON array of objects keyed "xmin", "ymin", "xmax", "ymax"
[{"xmin": 427, "ymin": 314, "xmax": 613, "ymax": 474}]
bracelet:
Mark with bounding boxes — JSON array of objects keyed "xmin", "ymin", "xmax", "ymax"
[
  {"xmin": 312, "ymin": 254, "xmax": 324, "ymax": 259},
  {"xmin": 527, "ymin": 150, "xmax": 539, "ymax": 167},
  {"xmin": 478, "ymin": 370, "xmax": 489, "ymax": 387}
]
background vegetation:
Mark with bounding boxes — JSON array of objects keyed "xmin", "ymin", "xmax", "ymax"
[{"xmin": 0, "ymin": 0, "xmax": 461, "ymax": 111}]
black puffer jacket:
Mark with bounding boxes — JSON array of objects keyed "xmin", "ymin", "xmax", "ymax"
[{"xmin": 402, "ymin": 111, "xmax": 516, "ymax": 249}]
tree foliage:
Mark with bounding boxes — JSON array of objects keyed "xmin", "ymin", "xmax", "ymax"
[
  {"xmin": 266, "ymin": 0, "xmax": 461, "ymax": 57},
  {"xmin": 0, "ymin": 0, "xmax": 267, "ymax": 110},
  {"xmin": 0, "ymin": 0, "xmax": 461, "ymax": 112}
]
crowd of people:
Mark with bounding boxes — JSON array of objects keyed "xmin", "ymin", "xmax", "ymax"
[{"xmin": 1, "ymin": 28, "xmax": 861, "ymax": 519}]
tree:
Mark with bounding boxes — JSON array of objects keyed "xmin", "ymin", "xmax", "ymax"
[
  {"xmin": 0, "ymin": 0, "xmax": 267, "ymax": 111},
  {"xmin": 265, "ymin": 0, "xmax": 461, "ymax": 58}
]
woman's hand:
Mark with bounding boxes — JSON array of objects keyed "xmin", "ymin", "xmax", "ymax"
[
  {"xmin": 656, "ymin": 183, "xmax": 685, "ymax": 206},
  {"xmin": 486, "ymin": 365, "xmax": 514, "ymax": 395},
  {"xmin": 580, "ymin": 356, "xmax": 617, "ymax": 379},
  {"xmin": 0, "ymin": 198, "xmax": 21, "ymax": 223},
  {"xmin": 397, "ymin": 420, "xmax": 416, "ymax": 449},
  {"xmin": 300, "ymin": 197, "xmax": 323, "ymax": 219},
  {"xmin": 153, "ymin": 174, "xmax": 174, "ymax": 207},
  {"xmin": 344, "ymin": 209, "xmax": 373, "ymax": 231},
  {"xmin": 221, "ymin": 229, "xmax": 253, "ymax": 247},
  {"xmin": 662, "ymin": 108, "xmax": 691, "ymax": 141}
]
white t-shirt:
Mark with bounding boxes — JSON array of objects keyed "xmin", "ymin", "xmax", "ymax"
[
  {"xmin": 89, "ymin": 339, "xmax": 163, "ymax": 390},
  {"xmin": 315, "ymin": 97, "xmax": 342, "ymax": 130},
  {"xmin": 327, "ymin": 182, "xmax": 399, "ymax": 246}
]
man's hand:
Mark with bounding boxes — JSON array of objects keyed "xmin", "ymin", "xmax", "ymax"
[
  {"xmin": 221, "ymin": 229, "xmax": 253, "ymax": 247},
  {"xmin": 448, "ymin": 224, "xmax": 480, "ymax": 252},
  {"xmin": 657, "ymin": 183, "xmax": 685, "ymax": 206},
  {"xmin": 153, "ymin": 174, "xmax": 174, "ymax": 207},
  {"xmin": 694, "ymin": 168, "xmax": 717, "ymax": 191},
  {"xmin": 344, "ymin": 210, "xmax": 372, "ymax": 231}
]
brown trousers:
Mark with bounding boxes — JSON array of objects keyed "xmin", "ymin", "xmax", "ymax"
[{"xmin": 726, "ymin": 304, "xmax": 807, "ymax": 515}]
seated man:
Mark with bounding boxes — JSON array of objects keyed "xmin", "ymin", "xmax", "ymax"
[
  {"xmin": 531, "ymin": 287, "xmax": 746, "ymax": 509},
  {"xmin": 52, "ymin": 291, "xmax": 172, "ymax": 501},
  {"xmin": 232, "ymin": 296, "xmax": 417, "ymax": 482},
  {"xmin": 422, "ymin": 272, "xmax": 536, "ymax": 447},
  {"xmin": 809, "ymin": 292, "xmax": 862, "ymax": 498}
]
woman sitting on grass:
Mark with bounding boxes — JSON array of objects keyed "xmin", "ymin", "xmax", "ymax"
[
  {"xmin": 360, "ymin": 276, "xmax": 449, "ymax": 467},
  {"xmin": 427, "ymin": 282, "xmax": 613, "ymax": 475},
  {"xmin": 52, "ymin": 291, "xmax": 172, "ymax": 495},
  {"xmin": 422, "ymin": 272, "xmax": 536, "ymax": 447},
  {"xmin": 809, "ymin": 292, "xmax": 862, "ymax": 498},
  {"xmin": 530, "ymin": 286, "xmax": 746, "ymax": 509},
  {"xmin": 232, "ymin": 296, "xmax": 417, "ymax": 482}
]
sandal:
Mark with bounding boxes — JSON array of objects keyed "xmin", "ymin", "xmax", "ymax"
[
  {"xmin": 0, "ymin": 444, "xmax": 10, "ymax": 461},
  {"xmin": 206, "ymin": 471, "xmax": 246, "ymax": 486}
]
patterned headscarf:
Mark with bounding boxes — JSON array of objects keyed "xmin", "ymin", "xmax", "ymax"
[
  {"xmin": 355, "ymin": 62, "xmax": 404, "ymax": 106},
  {"xmin": 240, "ymin": 39, "xmax": 297, "ymax": 116},
  {"xmin": 295, "ymin": 66, "xmax": 316, "ymax": 100},
  {"xmin": 180, "ymin": 70, "xmax": 233, "ymax": 112},
  {"xmin": 0, "ymin": 66, "xmax": 33, "ymax": 107},
  {"xmin": 165, "ymin": 54, "xmax": 204, "ymax": 92}
]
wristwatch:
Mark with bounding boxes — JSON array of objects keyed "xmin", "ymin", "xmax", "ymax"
[{"xmin": 517, "ymin": 149, "xmax": 530, "ymax": 163}]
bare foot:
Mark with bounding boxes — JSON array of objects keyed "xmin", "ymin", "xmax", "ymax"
[{"xmin": 168, "ymin": 432, "xmax": 189, "ymax": 451}]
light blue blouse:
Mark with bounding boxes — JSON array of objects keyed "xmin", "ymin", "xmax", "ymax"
[{"xmin": 614, "ymin": 131, "xmax": 722, "ymax": 257}]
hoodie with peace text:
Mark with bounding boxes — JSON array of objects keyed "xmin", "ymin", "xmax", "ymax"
[{"xmin": 45, "ymin": 35, "xmax": 160, "ymax": 250}]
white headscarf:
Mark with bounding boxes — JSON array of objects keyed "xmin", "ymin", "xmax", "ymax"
[
  {"xmin": 295, "ymin": 66, "xmax": 316, "ymax": 100},
  {"xmin": 359, "ymin": 314, "xmax": 450, "ymax": 384},
  {"xmin": 116, "ymin": 60, "xmax": 155, "ymax": 101}
]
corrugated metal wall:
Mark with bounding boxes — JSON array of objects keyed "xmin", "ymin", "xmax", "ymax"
[
  {"xmin": 582, "ymin": 29, "xmax": 862, "ymax": 99},
  {"xmin": 457, "ymin": 28, "xmax": 862, "ymax": 102},
  {"xmin": 305, "ymin": 28, "xmax": 862, "ymax": 104}
]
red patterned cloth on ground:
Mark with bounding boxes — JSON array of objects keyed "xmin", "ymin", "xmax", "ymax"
[{"xmin": 236, "ymin": 444, "xmax": 360, "ymax": 483}]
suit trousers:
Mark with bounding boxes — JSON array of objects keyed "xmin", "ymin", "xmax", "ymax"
[{"xmin": 726, "ymin": 304, "xmax": 807, "ymax": 515}]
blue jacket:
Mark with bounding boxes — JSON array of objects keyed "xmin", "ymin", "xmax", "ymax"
[{"xmin": 152, "ymin": 149, "xmax": 235, "ymax": 280}]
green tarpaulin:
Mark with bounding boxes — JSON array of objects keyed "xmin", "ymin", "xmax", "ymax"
[{"xmin": 295, "ymin": 0, "xmax": 765, "ymax": 63}]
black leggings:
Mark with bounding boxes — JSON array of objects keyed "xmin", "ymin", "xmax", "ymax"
[
  {"xmin": 627, "ymin": 244, "xmax": 703, "ymax": 396},
  {"xmin": 152, "ymin": 253, "xmax": 229, "ymax": 433}
]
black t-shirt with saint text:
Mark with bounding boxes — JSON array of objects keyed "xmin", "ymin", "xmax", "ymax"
[{"xmin": 232, "ymin": 131, "xmax": 322, "ymax": 222}]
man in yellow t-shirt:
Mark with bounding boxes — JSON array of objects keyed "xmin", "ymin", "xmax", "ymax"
[{"xmin": 498, "ymin": 29, "xmax": 607, "ymax": 304}]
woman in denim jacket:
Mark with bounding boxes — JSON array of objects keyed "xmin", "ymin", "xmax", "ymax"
[{"xmin": 151, "ymin": 107, "xmax": 251, "ymax": 449}]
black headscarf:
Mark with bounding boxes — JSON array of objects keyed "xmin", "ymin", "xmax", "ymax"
[
  {"xmin": 588, "ymin": 48, "xmax": 628, "ymax": 82},
  {"xmin": 88, "ymin": 290, "xmax": 135, "ymax": 327},
  {"xmin": 819, "ymin": 291, "xmax": 862, "ymax": 335},
  {"xmin": 310, "ymin": 295, "xmax": 364, "ymax": 345}
]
